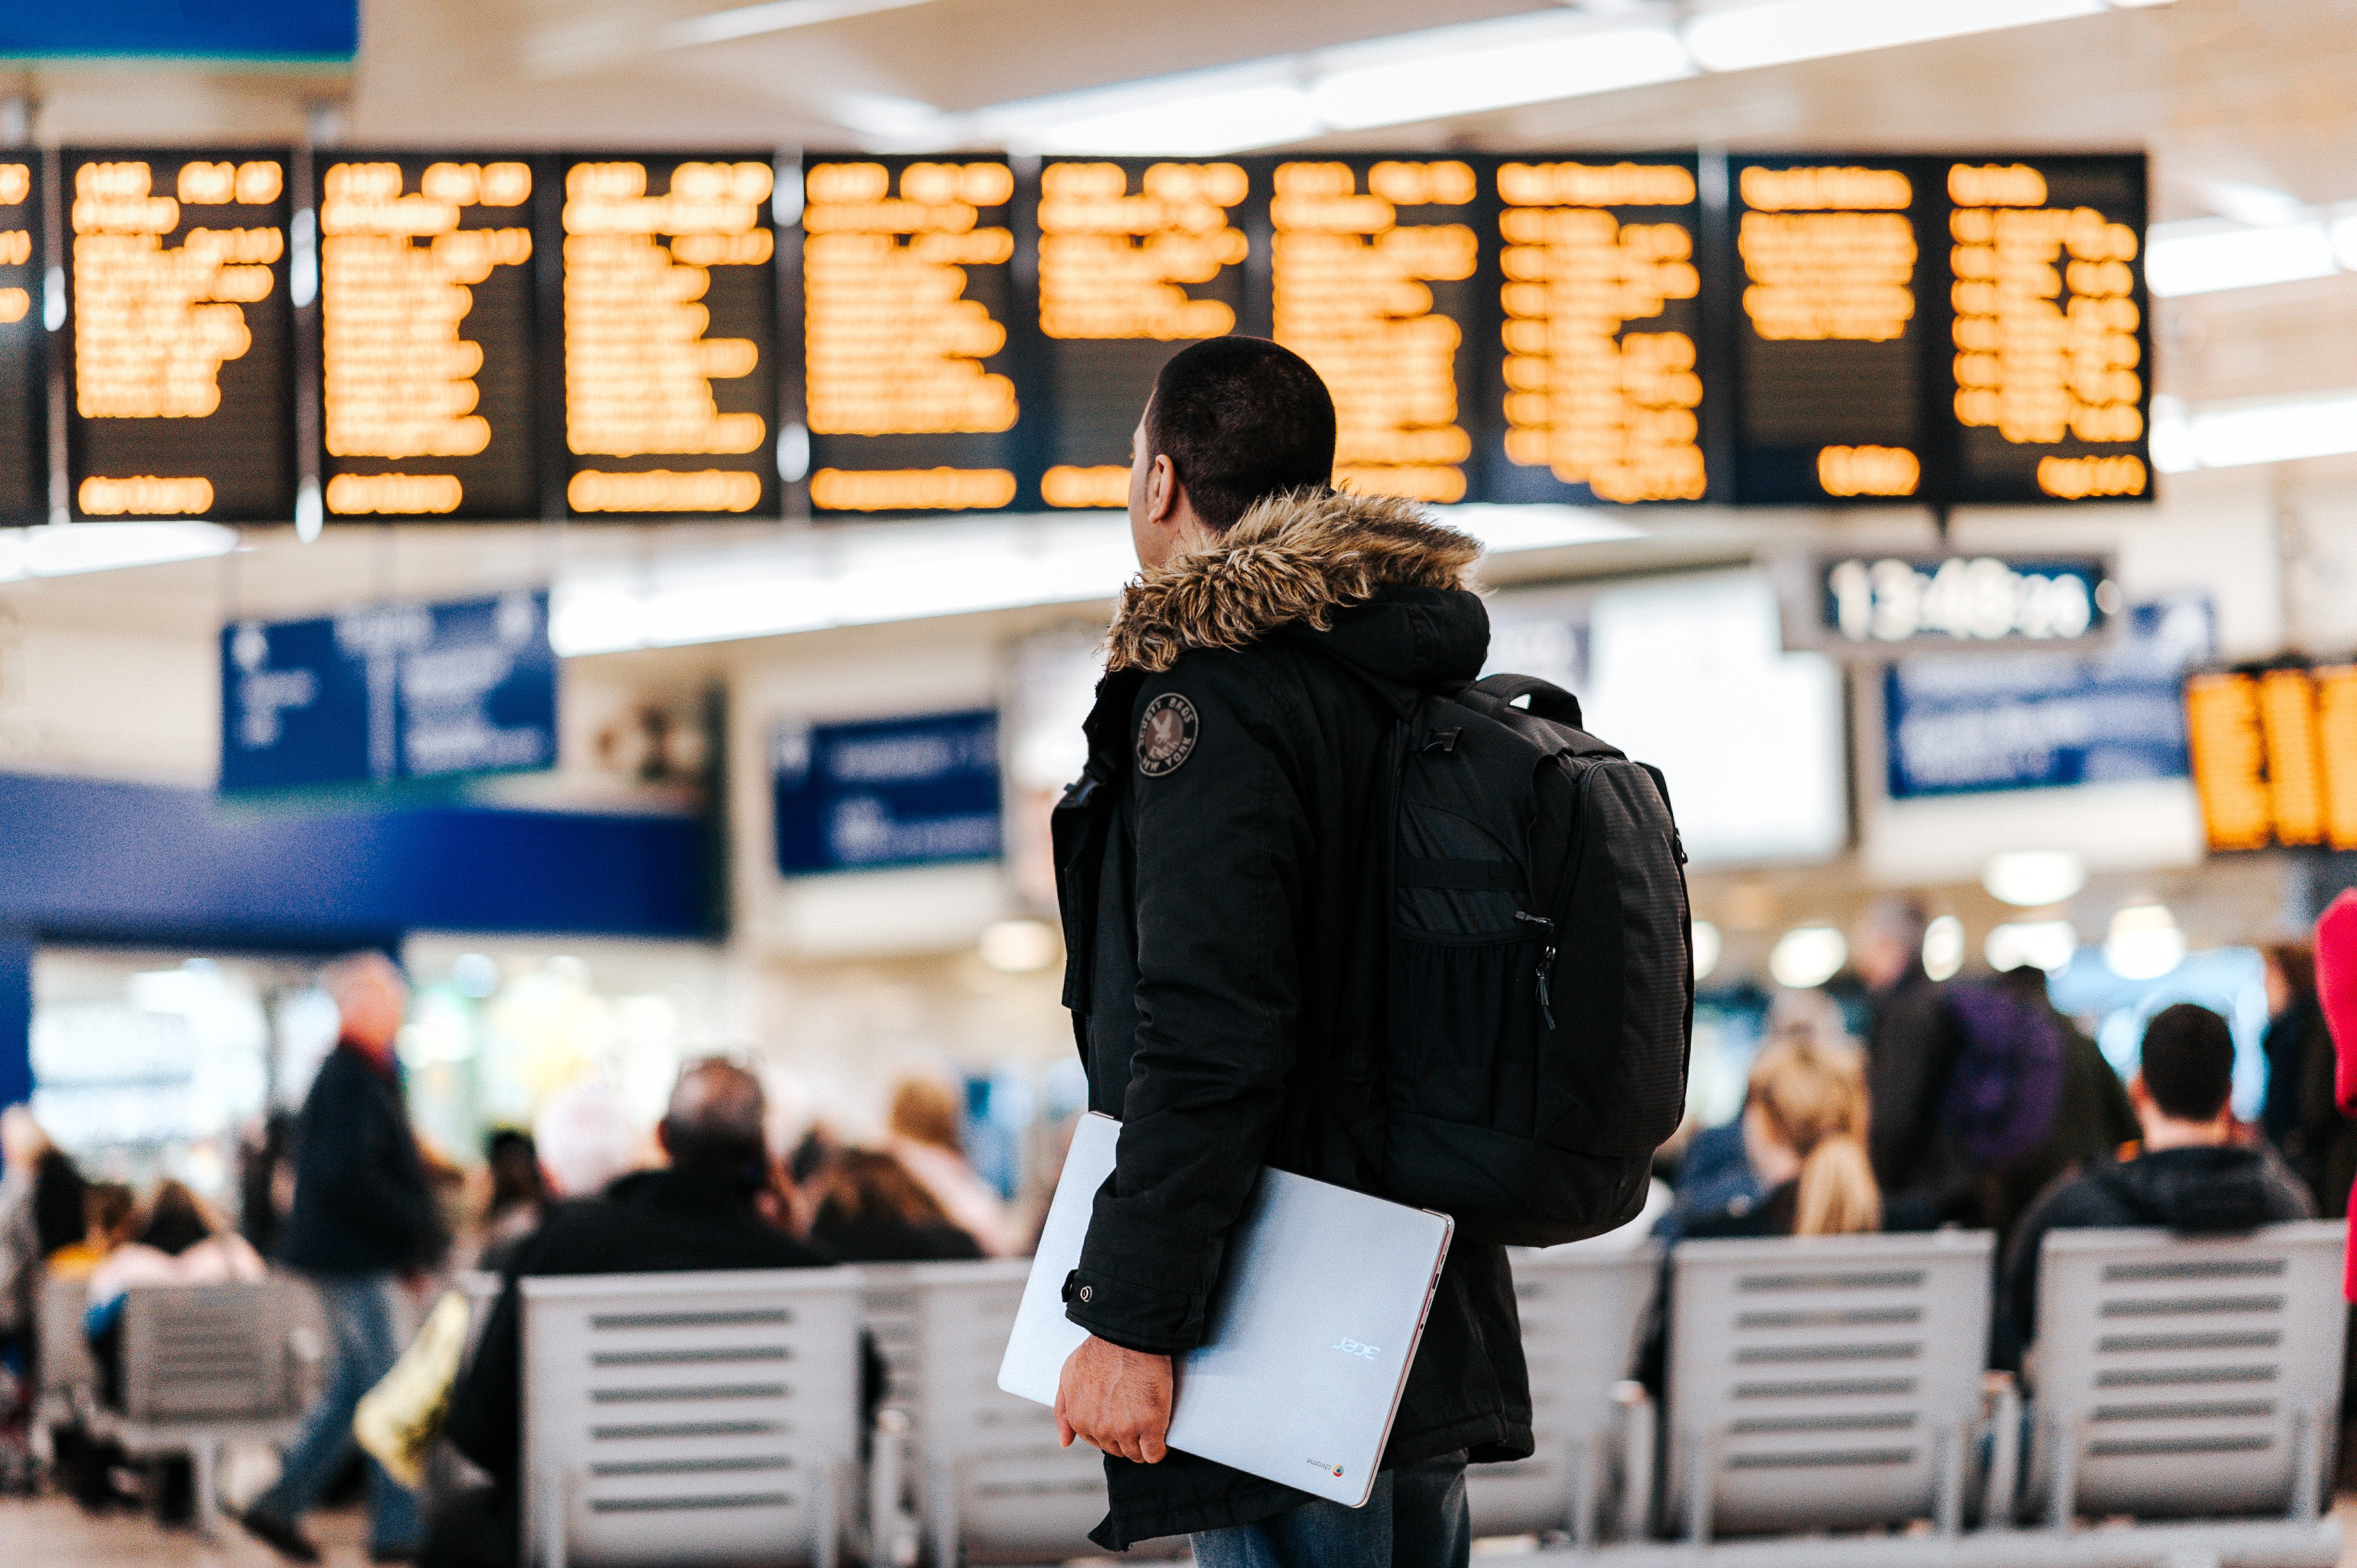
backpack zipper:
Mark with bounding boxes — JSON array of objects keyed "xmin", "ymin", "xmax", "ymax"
[{"xmin": 1514, "ymin": 911, "xmax": 1558, "ymax": 1030}]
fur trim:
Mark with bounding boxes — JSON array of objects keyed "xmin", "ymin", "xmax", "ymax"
[{"xmin": 1105, "ymin": 488, "xmax": 1480, "ymax": 673}]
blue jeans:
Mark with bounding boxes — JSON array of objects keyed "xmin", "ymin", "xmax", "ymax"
[
  {"xmin": 1192, "ymin": 1452, "xmax": 1471, "ymax": 1568},
  {"xmin": 253, "ymin": 1273, "xmax": 421, "ymax": 1554}
]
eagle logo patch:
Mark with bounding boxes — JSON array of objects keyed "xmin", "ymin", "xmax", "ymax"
[{"xmin": 1136, "ymin": 693, "xmax": 1199, "ymax": 777}]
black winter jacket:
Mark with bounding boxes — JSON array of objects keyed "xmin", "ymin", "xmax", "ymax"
[
  {"xmin": 1053, "ymin": 492, "xmax": 1532, "ymax": 1549},
  {"xmin": 276, "ymin": 1043, "xmax": 445, "ymax": 1276}
]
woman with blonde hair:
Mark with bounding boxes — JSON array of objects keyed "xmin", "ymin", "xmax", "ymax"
[
  {"xmin": 1726, "ymin": 1038, "xmax": 1882, "ymax": 1237},
  {"xmin": 884, "ymin": 1075, "xmax": 1012, "ymax": 1255}
]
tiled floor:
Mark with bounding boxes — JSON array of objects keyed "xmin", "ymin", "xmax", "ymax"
[{"xmin": 1, "ymin": 1494, "xmax": 374, "ymax": 1566}]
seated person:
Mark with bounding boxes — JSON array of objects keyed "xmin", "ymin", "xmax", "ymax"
[
  {"xmin": 84, "ymin": 1180, "xmax": 267, "ymax": 1407},
  {"xmin": 45, "ymin": 1184, "xmax": 138, "ymax": 1280},
  {"xmin": 474, "ymin": 1079, "xmax": 644, "ymax": 1275},
  {"xmin": 811, "ymin": 1149, "xmax": 987, "ymax": 1262},
  {"xmin": 1638, "ymin": 1039, "xmax": 1880, "ymax": 1392},
  {"xmin": 1682, "ymin": 1036, "xmax": 1882, "ymax": 1240},
  {"xmin": 430, "ymin": 1061, "xmax": 839, "ymax": 1568},
  {"xmin": 2000, "ymin": 1002, "xmax": 2314, "ymax": 1368}
]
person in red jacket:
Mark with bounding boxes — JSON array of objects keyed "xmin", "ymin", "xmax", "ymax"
[{"xmin": 2316, "ymin": 890, "xmax": 2357, "ymax": 1301}]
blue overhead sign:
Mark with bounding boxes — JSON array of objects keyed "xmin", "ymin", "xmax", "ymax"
[
  {"xmin": 773, "ymin": 711, "xmax": 1002, "ymax": 875},
  {"xmin": 1, "ymin": 2, "xmax": 357, "ymax": 61},
  {"xmin": 1883, "ymin": 594, "xmax": 2212, "ymax": 799},
  {"xmin": 220, "ymin": 591, "xmax": 557, "ymax": 793}
]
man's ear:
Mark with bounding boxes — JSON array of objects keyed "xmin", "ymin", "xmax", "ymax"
[
  {"xmin": 1146, "ymin": 452, "xmax": 1181, "ymax": 527},
  {"xmin": 655, "ymin": 1118, "xmax": 673, "ymax": 1159},
  {"xmin": 2126, "ymin": 1074, "xmax": 2151, "ymax": 1113}
]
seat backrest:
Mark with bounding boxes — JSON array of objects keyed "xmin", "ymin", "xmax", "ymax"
[
  {"xmin": 2027, "ymin": 1221, "xmax": 2347, "ymax": 1521},
  {"xmin": 1468, "ymin": 1242, "xmax": 1659, "ymax": 1538},
  {"xmin": 856, "ymin": 1263, "xmax": 924, "ymax": 1417},
  {"xmin": 905, "ymin": 1258, "xmax": 1109, "ymax": 1560},
  {"xmin": 521, "ymin": 1267, "xmax": 864, "ymax": 1567},
  {"xmin": 119, "ymin": 1280, "xmax": 299, "ymax": 1422},
  {"xmin": 1665, "ymin": 1230, "xmax": 1994, "ymax": 1538},
  {"xmin": 38, "ymin": 1271, "xmax": 95, "ymax": 1402}
]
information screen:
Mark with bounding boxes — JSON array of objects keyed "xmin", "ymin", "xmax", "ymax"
[
  {"xmin": 1728, "ymin": 156, "xmax": 1937, "ymax": 504},
  {"xmin": 2185, "ymin": 661, "xmax": 2357, "ymax": 852},
  {"xmin": 0, "ymin": 153, "xmax": 43, "ymax": 523},
  {"xmin": 317, "ymin": 154, "xmax": 544, "ymax": 520},
  {"xmin": 1944, "ymin": 156, "xmax": 2150, "ymax": 506},
  {"xmin": 1035, "ymin": 158, "xmax": 1251, "ymax": 510},
  {"xmin": 559, "ymin": 153, "xmax": 779, "ymax": 519},
  {"xmin": 1257, "ymin": 157, "xmax": 1482, "ymax": 504},
  {"xmin": 65, "ymin": 147, "xmax": 296, "ymax": 522},
  {"xmin": 801, "ymin": 156, "xmax": 1022, "ymax": 515},
  {"xmin": 1480, "ymin": 156, "xmax": 1712, "ymax": 506}
]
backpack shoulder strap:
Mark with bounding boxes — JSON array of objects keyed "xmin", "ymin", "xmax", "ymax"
[{"xmin": 1465, "ymin": 673, "xmax": 1583, "ymax": 729}]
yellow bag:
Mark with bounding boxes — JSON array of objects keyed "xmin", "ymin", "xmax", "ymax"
[{"xmin": 353, "ymin": 1288, "xmax": 474, "ymax": 1489}]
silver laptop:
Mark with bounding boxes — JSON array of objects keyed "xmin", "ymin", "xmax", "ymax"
[{"xmin": 999, "ymin": 1112, "xmax": 1453, "ymax": 1508}]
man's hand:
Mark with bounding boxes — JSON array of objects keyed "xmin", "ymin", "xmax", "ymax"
[{"xmin": 1054, "ymin": 1334, "xmax": 1173, "ymax": 1464}]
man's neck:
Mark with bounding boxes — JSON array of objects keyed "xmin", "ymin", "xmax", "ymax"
[{"xmin": 2138, "ymin": 1114, "xmax": 2231, "ymax": 1153}]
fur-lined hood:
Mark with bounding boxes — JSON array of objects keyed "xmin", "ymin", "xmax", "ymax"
[{"xmin": 1104, "ymin": 489, "xmax": 1481, "ymax": 673}]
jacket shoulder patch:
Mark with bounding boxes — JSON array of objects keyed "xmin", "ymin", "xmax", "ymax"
[{"xmin": 1136, "ymin": 693, "xmax": 1199, "ymax": 777}]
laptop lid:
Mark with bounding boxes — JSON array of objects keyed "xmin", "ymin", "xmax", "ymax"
[{"xmin": 999, "ymin": 1112, "xmax": 1454, "ymax": 1508}]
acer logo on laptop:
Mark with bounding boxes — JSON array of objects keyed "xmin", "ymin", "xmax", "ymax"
[{"xmin": 1332, "ymin": 1338, "xmax": 1380, "ymax": 1359}]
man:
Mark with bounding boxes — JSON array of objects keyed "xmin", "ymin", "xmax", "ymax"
[
  {"xmin": 243, "ymin": 953, "xmax": 445, "ymax": 1564},
  {"xmin": 1051, "ymin": 337, "xmax": 1529, "ymax": 1566},
  {"xmin": 2000, "ymin": 1002, "xmax": 2313, "ymax": 1363},
  {"xmin": 1851, "ymin": 895, "xmax": 1972, "ymax": 1227},
  {"xmin": 428, "ymin": 1060, "xmax": 837, "ymax": 1568}
]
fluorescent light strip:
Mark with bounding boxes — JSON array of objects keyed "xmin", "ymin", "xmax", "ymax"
[
  {"xmin": 0, "ymin": 523, "xmax": 237, "ymax": 583},
  {"xmin": 851, "ymin": 0, "xmax": 2168, "ymax": 153},
  {"xmin": 2150, "ymin": 390, "xmax": 2357, "ymax": 472},
  {"xmin": 550, "ymin": 506, "xmax": 1643, "ymax": 657},
  {"xmin": 659, "ymin": 0, "xmax": 939, "ymax": 50},
  {"xmin": 2145, "ymin": 218, "xmax": 2340, "ymax": 298}
]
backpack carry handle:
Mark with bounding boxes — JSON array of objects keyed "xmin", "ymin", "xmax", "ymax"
[{"xmin": 1466, "ymin": 673, "xmax": 1583, "ymax": 730}]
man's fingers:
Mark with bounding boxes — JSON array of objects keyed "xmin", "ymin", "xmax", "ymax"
[
  {"xmin": 1140, "ymin": 1428, "xmax": 1168, "ymax": 1464},
  {"xmin": 1056, "ymin": 1412, "xmax": 1075, "ymax": 1447}
]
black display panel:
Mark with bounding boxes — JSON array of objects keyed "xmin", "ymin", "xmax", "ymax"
[
  {"xmin": 1725, "ymin": 155, "xmax": 1946, "ymax": 506},
  {"xmin": 0, "ymin": 152, "xmax": 44, "ymax": 523},
  {"xmin": 65, "ymin": 147, "xmax": 297, "ymax": 522},
  {"xmin": 1943, "ymin": 156, "xmax": 2151, "ymax": 506},
  {"xmin": 1242, "ymin": 156, "xmax": 1485, "ymax": 506},
  {"xmin": 1033, "ymin": 157, "xmax": 1252, "ymax": 511},
  {"xmin": 1471, "ymin": 154, "xmax": 1717, "ymax": 506},
  {"xmin": 800, "ymin": 156, "xmax": 1022, "ymax": 517},
  {"xmin": 316, "ymin": 153, "xmax": 547, "ymax": 520},
  {"xmin": 559, "ymin": 153, "xmax": 779, "ymax": 519}
]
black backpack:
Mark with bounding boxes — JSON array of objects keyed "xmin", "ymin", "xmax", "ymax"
[{"xmin": 1381, "ymin": 673, "xmax": 1694, "ymax": 1246}]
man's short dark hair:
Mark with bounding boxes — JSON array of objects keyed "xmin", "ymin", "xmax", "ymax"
[
  {"xmin": 1144, "ymin": 337, "xmax": 1336, "ymax": 530},
  {"xmin": 2139, "ymin": 1003, "xmax": 2235, "ymax": 1122},
  {"xmin": 662, "ymin": 1059, "xmax": 768, "ymax": 1175}
]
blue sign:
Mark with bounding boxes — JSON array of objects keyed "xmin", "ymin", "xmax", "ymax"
[
  {"xmin": 2, "ymin": 2, "xmax": 357, "ymax": 61},
  {"xmin": 1883, "ymin": 595, "xmax": 2212, "ymax": 798},
  {"xmin": 221, "ymin": 591, "xmax": 557, "ymax": 792},
  {"xmin": 773, "ymin": 711, "xmax": 1001, "ymax": 875}
]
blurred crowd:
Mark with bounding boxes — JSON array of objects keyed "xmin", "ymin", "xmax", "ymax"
[{"xmin": 0, "ymin": 901, "xmax": 2350, "ymax": 1556}]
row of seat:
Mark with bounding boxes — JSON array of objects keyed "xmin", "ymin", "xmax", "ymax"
[{"xmin": 34, "ymin": 1219, "xmax": 2351, "ymax": 1566}]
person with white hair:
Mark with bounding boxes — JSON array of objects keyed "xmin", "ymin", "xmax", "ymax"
[
  {"xmin": 532, "ymin": 1078, "xmax": 644, "ymax": 1199},
  {"xmin": 241, "ymin": 952, "xmax": 445, "ymax": 1565},
  {"xmin": 1850, "ymin": 895, "xmax": 1973, "ymax": 1227}
]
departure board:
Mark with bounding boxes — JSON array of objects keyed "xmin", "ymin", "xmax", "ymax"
[
  {"xmin": 1728, "ymin": 156, "xmax": 1938, "ymax": 504},
  {"xmin": 1260, "ymin": 157, "xmax": 1481, "ymax": 504},
  {"xmin": 1035, "ymin": 158, "xmax": 1251, "ymax": 509},
  {"xmin": 560, "ymin": 153, "xmax": 778, "ymax": 518},
  {"xmin": 801, "ymin": 157, "xmax": 1022, "ymax": 515},
  {"xmin": 2185, "ymin": 662, "xmax": 2357, "ymax": 852},
  {"xmin": 65, "ymin": 148, "xmax": 296, "ymax": 522},
  {"xmin": 1944, "ymin": 157, "xmax": 2150, "ymax": 505},
  {"xmin": 317, "ymin": 154, "xmax": 544, "ymax": 520},
  {"xmin": 1481, "ymin": 156, "xmax": 1712, "ymax": 506},
  {"xmin": 0, "ymin": 153, "xmax": 43, "ymax": 522}
]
